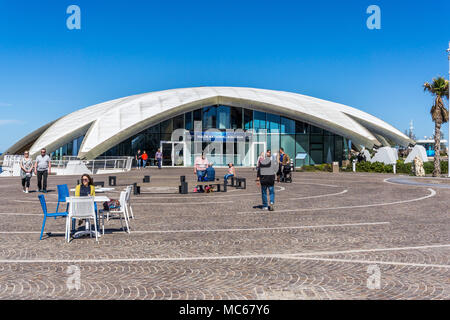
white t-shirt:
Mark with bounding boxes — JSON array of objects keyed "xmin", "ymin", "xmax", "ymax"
[
  {"xmin": 194, "ymin": 156, "xmax": 208, "ymax": 171},
  {"xmin": 35, "ymin": 155, "xmax": 50, "ymax": 171}
]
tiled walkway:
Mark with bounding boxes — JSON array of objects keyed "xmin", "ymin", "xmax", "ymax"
[{"xmin": 0, "ymin": 168, "xmax": 449, "ymax": 299}]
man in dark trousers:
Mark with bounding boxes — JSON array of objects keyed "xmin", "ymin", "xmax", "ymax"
[
  {"xmin": 256, "ymin": 149, "xmax": 278, "ymax": 211},
  {"xmin": 34, "ymin": 148, "xmax": 51, "ymax": 193}
]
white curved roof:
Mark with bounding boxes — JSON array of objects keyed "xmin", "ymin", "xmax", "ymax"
[{"xmin": 18, "ymin": 87, "xmax": 412, "ymax": 158}]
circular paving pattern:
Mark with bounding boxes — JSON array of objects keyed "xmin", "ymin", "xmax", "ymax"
[{"xmin": 0, "ymin": 168, "xmax": 449, "ymax": 300}]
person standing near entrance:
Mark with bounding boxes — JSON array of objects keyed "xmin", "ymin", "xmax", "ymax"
[
  {"xmin": 155, "ymin": 148, "xmax": 162, "ymax": 169},
  {"xmin": 141, "ymin": 151, "xmax": 148, "ymax": 168},
  {"xmin": 34, "ymin": 148, "xmax": 51, "ymax": 193},
  {"xmin": 20, "ymin": 151, "xmax": 33, "ymax": 193},
  {"xmin": 135, "ymin": 149, "xmax": 142, "ymax": 169},
  {"xmin": 256, "ymin": 149, "xmax": 277, "ymax": 211},
  {"xmin": 277, "ymin": 148, "xmax": 286, "ymax": 182}
]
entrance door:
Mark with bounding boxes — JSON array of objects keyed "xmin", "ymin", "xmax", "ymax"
[
  {"xmin": 160, "ymin": 141, "xmax": 186, "ymax": 167},
  {"xmin": 251, "ymin": 142, "xmax": 266, "ymax": 166}
]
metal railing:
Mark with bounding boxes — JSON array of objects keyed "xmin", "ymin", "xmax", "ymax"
[{"xmin": 0, "ymin": 156, "xmax": 133, "ymax": 176}]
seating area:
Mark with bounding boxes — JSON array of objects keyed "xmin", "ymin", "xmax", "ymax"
[
  {"xmin": 194, "ymin": 180, "xmax": 227, "ymax": 193},
  {"xmin": 39, "ymin": 183, "xmax": 135, "ymax": 242}
]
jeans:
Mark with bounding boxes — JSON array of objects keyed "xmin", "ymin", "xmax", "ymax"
[
  {"xmin": 157, "ymin": 158, "xmax": 162, "ymax": 169},
  {"xmin": 37, "ymin": 170, "xmax": 48, "ymax": 191},
  {"xmin": 136, "ymin": 159, "xmax": 141, "ymax": 169},
  {"xmin": 22, "ymin": 176, "xmax": 31, "ymax": 188},
  {"xmin": 196, "ymin": 170, "xmax": 206, "ymax": 181},
  {"xmin": 261, "ymin": 185, "xmax": 275, "ymax": 208},
  {"xmin": 142, "ymin": 160, "xmax": 147, "ymax": 168},
  {"xmin": 224, "ymin": 174, "xmax": 234, "ymax": 182}
]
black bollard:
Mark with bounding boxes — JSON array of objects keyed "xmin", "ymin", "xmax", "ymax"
[
  {"xmin": 133, "ymin": 183, "xmax": 140, "ymax": 195},
  {"xmin": 109, "ymin": 176, "xmax": 117, "ymax": 186}
]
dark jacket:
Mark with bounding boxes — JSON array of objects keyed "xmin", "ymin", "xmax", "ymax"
[
  {"xmin": 259, "ymin": 157, "xmax": 278, "ymax": 186},
  {"xmin": 205, "ymin": 167, "xmax": 216, "ymax": 182}
]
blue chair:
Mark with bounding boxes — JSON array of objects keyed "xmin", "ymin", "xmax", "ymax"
[
  {"xmin": 38, "ymin": 194, "xmax": 69, "ymax": 240},
  {"xmin": 56, "ymin": 184, "xmax": 70, "ymax": 214}
]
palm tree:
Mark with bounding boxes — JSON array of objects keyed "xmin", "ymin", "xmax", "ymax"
[{"xmin": 423, "ymin": 76, "xmax": 449, "ymax": 176}]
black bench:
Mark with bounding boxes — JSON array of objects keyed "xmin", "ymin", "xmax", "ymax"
[
  {"xmin": 195, "ymin": 180, "xmax": 226, "ymax": 193},
  {"xmin": 229, "ymin": 177, "xmax": 246, "ymax": 189}
]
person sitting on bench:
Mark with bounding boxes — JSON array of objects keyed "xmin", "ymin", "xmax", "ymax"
[
  {"xmin": 204, "ymin": 163, "xmax": 216, "ymax": 193},
  {"xmin": 224, "ymin": 163, "xmax": 235, "ymax": 184},
  {"xmin": 194, "ymin": 153, "xmax": 208, "ymax": 192}
]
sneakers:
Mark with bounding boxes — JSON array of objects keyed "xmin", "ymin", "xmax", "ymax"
[
  {"xmin": 262, "ymin": 207, "xmax": 269, "ymax": 211},
  {"xmin": 269, "ymin": 203, "xmax": 274, "ymax": 211}
]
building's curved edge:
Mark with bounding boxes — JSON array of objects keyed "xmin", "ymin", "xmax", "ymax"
[
  {"xmin": 79, "ymin": 96, "xmax": 383, "ymax": 159},
  {"xmin": 1, "ymin": 120, "xmax": 58, "ymax": 160},
  {"xmin": 6, "ymin": 87, "xmax": 414, "ymax": 160}
]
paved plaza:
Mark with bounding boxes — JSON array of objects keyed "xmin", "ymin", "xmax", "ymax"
[{"xmin": 0, "ymin": 168, "xmax": 449, "ymax": 300}]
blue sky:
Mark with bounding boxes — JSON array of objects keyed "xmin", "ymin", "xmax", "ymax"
[{"xmin": 0, "ymin": 0, "xmax": 449, "ymax": 152}]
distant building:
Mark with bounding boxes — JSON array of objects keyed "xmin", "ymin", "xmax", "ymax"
[
  {"xmin": 3, "ymin": 87, "xmax": 413, "ymax": 167},
  {"xmin": 415, "ymin": 139, "xmax": 448, "ymax": 157}
]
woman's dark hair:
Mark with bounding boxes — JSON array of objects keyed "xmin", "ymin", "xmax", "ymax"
[{"xmin": 80, "ymin": 174, "xmax": 94, "ymax": 186}]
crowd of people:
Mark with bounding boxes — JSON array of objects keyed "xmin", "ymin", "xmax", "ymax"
[
  {"xmin": 135, "ymin": 149, "xmax": 163, "ymax": 169},
  {"xmin": 192, "ymin": 148, "xmax": 291, "ymax": 210},
  {"xmin": 19, "ymin": 148, "xmax": 51, "ymax": 193},
  {"xmin": 19, "ymin": 146, "xmax": 291, "ymax": 212}
]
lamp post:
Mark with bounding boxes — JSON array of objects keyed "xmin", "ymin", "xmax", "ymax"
[{"xmin": 447, "ymin": 41, "xmax": 450, "ymax": 178}]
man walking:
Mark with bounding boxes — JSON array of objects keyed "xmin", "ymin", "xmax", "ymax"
[
  {"xmin": 34, "ymin": 148, "xmax": 51, "ymax": 193},
  {"xmin": 256, "ymin": 149, "xmax": 277, "ymax": 211}
]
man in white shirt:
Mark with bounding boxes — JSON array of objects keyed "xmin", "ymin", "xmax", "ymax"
[
  {"xmin": 194, "ymin": 153, "xmax": 208, "ymax": 192},
  {"xmin": 34, "ymin": 148, "xmax": 51, "ymax": 193}
]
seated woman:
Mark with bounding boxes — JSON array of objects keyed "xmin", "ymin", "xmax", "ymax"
[
  {"xmin": 74, "ymin": 174, "xmax": 96, "ymax": 227},
  {"xmin": 224, "ymin": 163, "xmax": 235, "ymax": 183},
  {"xmin": 75, "ymin": 174, "xmax": 96, "ymax": 197}
]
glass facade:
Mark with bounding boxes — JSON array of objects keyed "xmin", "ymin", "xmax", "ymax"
[
  {"xmin": 99, "ymin": 105, "xmax": 349, "ymax": 167},
  {"xmin": 50, "ymin": 135, "xmax": 85, "ymax": 160}
]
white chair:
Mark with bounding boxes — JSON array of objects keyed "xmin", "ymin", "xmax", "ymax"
[
  {"xmin": 102, "ymin": 191, "xmax": 130, "ymax": 234},
  {"xmin": 65, "ymin": 197, "xmax": 98, "ymax": 243},
  {"xmin": 125, "ymin": 185, "xmax": 134, "ymax": 219}
]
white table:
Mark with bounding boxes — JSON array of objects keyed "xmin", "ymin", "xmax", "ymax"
[
  {"xmin": 69, "ymin": 187, "xmax": 115, "ymax": 193},
  {"xmin": 66, "ymin": 196, "xmax": 110, "ymax": 238}
]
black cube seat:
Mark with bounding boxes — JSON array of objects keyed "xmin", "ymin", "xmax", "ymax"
[
  {"xmin": 235, "ymin": 177, "xmax": 246, "ymax": 189},
  {"xmin": 94, "ymin": 181, "xmax": 105, "ymax": 188},
  {"xmin": 108, "ymin": 176, "xmax": 117, "ymax": 186}
]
